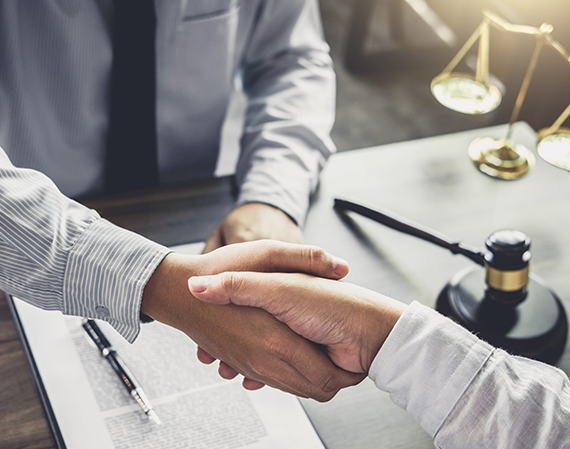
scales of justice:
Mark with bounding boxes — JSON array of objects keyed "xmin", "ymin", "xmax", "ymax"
[
  {"xmin": 336, "ymin": 10, "xmax": 570, "ymax": 364},
  {"xmin": 431, "ymin": 9, "xmax": 570, "ymax": 179}
]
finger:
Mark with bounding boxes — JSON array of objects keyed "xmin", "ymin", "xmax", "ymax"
[
  {"xmin": 256, "ymin": 350, "xmax": 346, "ymax": 402},
  {"xmin": 244, "ymin": 358, "xmax": 321, "ymax": 399},
  {"xmin": 218, "ymin": 348, "xmax": 348, "ymax": 400},
  {"xmin": 213, "ymin": 358, "xmax": 308, "ymax": 398},
  {"xmin": 219, "ymin": 362, "xmax": 240, "ymax": 380},
  {"xmin": 235, "ymin": 365, "xmax": 307, "ymax": 398},
  {"xmin": 291, "ymin": 243, "xmax": 349, "ymax": 279},
  {"xmin": 243, "ymin": 378, "xmax": 266, "ymax": 390},
  {"xmin": 246, "ymin": 329, "xmax": 364, "ymax": 401},
  {"xmin": 275, "ymin": 341, "xmax": 367, "ymax": 401},
  {"xmin": 205, "ymin": 327, "xmax": 350, "ymax": 400},
  {"xmin": 197, "ymin": 347, "xmax": 217, "ymax": 364},
  {"xmin": 207, "ymin": 240, "xmax": 349, "ymax": 280},
  {"xmin": 203, "ymin": 228, "xmax": 224, "ymax": 254}
]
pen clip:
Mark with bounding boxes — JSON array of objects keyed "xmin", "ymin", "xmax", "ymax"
[{"xmin": 81, "ymin": 318, "xmax": 111, "ymax": 353}]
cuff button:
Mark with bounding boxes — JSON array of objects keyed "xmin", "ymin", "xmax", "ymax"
[{"xmin": 95, "ymin": 305, "xmax": 110, "ymax": 318}]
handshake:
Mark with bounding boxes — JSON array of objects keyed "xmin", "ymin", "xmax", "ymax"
[
  {"xmin": 144, "ymin": 239, "xmax": 570, "ymax": 448},
  {"xmin": 141, "ymin": 240, "xmax": 407, "ymax": 402}
]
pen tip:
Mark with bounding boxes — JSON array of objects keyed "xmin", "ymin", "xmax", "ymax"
[{"xmin": 147, "ymin": 410, "xmax": 161, "ymax": 425}]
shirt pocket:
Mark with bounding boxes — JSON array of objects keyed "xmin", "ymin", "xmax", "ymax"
[
  {"xmin": 156, "ymin": 0, "xmax": 241, "ymax": 179},
  {"xmin": 181, "ymin": 0, "xmax": 237, "ymax": 22}
]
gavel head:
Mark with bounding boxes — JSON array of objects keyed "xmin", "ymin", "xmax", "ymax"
[
  {"xmin": 483, "ymin": 229, "xmax": 531, "ymax": 306},
  {"xmin": 437, "ymin": 228, "xmax": 567, "ymax": 364}
]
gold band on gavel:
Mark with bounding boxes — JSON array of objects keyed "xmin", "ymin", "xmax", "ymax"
[{"xmin": 485, "ymin": 264, "xmax": 530, "ymax": 291}]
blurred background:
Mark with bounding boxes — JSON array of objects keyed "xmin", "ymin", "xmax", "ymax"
[{"xmin": 319, "ymin": 0, "xmax": 570, "ymax": 152}]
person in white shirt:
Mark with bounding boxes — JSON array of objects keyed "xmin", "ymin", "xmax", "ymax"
[{"xmin": 188, "ymin": 270, "xmax": 570, "ymax": 448}]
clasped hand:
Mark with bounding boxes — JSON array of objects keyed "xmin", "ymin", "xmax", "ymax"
[
  {"xmin": 190, "ymin": 271, "xmax": 406, "ymax": 376},
  {"xmin": 141, "ymin": 240, "xmax": 366, "ymax": 402},
  {"xmin": 143, "ymin": 199, "xmax": 405, "ymax": 402},
  {"xmin": 186, "ymin": 249, "xmax": 407, "ymax": 400}
]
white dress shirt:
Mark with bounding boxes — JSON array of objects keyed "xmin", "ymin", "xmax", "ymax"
[
  {"xmin": 370, "ymin": 302, "xmax": 570, "ymax": 448},
  {"xmin": 0, "ymin": 0, "xmax": 335, "ymax": 225}
]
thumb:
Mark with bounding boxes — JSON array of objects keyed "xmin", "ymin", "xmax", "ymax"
[{"xmin": 188, "ymin": 272, "xmax": 274, "ymax": 310}]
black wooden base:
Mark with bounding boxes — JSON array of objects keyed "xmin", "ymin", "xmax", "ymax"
[{"xmin": 436, "ymin": 266, "xmax": 568, "ymax": 365}]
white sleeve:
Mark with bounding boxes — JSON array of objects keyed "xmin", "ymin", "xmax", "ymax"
[
  {"xmin": 369, "ymin": 301, "xmax": 570, "ymax": 448},
  {"xmin": 0, "ymin": 147, "xmax": 170, "ymax": 342},
  {"xmin": 236, "ymin": 0, "xmax": 336, "ymax": 225}
]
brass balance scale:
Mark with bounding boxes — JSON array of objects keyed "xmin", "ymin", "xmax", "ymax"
[{"xmin": 430, "ymin": 10, "xmax": 570, "ymax": 179}]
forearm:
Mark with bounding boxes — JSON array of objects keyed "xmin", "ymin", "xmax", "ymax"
[
  {"xmin": 435, "ymin": 349, "xmax": 570, "ymax": 448},
  {"xmin": 237, "ymin": 0, "xmax": 335, "ymax": 225},
  {"xmin": 369, "ymin": 302, "xmax": 494, "ymax": 436},
  {"xmin": 370, "ymin": 302, "xmax": 570, "ymax": 448}
]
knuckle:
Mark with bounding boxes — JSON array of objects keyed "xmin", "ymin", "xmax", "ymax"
[
  {"xmin": 256, "ymin": 241, "xmax": 282, "ymax": 270},
  {"xmin": 220, "ymin": 271, "xmax": 242, "ymax": 296},
  {"xmin": 304, "ymin": 245, "xmax": 328, "ymax": 272},
  {"xmin": 249, "ymin": 336, "xmax": 291, "ymax": 378},
  {"xmin": 319, "ymin": 370, "xmax": 339, "ymax": 393},
  {"xmin": 265, "ymin": 332, "xmax": 294, "ymax": 360},
  {"xmin": 313, "ymin": 389, "xmax": 336, "ymax": 403},
  {"xmin": 248, "ymin": 359, "xmax": 271, "ymax": 379},
  {"xmin": 232, "ymin": 230, "xmax": 254, "ymax": 244}
]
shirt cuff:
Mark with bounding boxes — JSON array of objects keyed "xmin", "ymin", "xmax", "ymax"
[
  {"xmin": 62, "ymin": 218, "xmax": 171, "ymax": 343},
  {"xmin": 236, "ymin": 143, "xmax": 331, "ymax": 226},
  {"xmin": 368, "ymin": 301, "xmax": 494, "ymax": 437},
  {"xmin": 236, "ymin": 167, "xmax": 311, "ymax": 226}
]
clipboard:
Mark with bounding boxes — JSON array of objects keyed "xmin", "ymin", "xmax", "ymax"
[{"xmin": 6, "ymin": 294, "xmax": 66, "ymax": 449}]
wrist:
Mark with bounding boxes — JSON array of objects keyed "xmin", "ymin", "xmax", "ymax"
[
  {"xmin": 361, "ymin": 297, "xmax": 407, "ymax": 372},
  {"xmin": 140, "ymin": 252, "xmax": 201, "ymax": 326},
  {"xmin": 241, "ymin": 201, "xmax": 298, "ymax": 226}
]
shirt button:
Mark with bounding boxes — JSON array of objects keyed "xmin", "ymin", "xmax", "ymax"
[{"xmin": 95, "ymin": 305, "xmax": 110, "ymax": 318}]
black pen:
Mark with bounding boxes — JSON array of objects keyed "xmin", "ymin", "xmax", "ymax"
[{"xmin": 81, "ymin": 318, "xmax": 161, "ymax": 425}]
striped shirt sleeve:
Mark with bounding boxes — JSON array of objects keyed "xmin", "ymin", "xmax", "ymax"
[{"xmin": 0, "ymin": 147, "xmax": 170, "ymax": 342}]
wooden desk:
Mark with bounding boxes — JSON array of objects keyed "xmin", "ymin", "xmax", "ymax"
[{"xmin": 2, "ymin": 123, "xmax": 569, "ymax": 448}]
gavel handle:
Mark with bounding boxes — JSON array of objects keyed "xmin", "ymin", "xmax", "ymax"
[{"xmin": 334, "ymin": 198, "xmax": 486, "ymax": 266}]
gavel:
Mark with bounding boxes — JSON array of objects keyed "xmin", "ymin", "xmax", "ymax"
[{"xmin": 334, "ymin": 198, "xmax": 567, "ymax": 365}]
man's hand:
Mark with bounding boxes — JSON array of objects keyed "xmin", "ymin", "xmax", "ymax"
[
  {"xmin": 188, "ymin": 272, "xmax": 407, "ymax": 374},
  {"xmin": 203, "ymin": 203, "xmax": 303, "ymax": 253},
  {"xmin": 141, "ymin": 241, "xmax": 363, "ymax": 401}
]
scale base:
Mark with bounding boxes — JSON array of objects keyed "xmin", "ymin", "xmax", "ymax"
[
  {"xmin": 436, "ymin": 267, "xmax": 567, "ymax": 365},
  {"xmin": 468, "ymin": 137, "xmax": 535, "ymax": 180}
]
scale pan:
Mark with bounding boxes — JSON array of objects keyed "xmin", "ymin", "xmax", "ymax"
[
  {"xmin": 431, "ymin": 74, "xmax": 502, "ymax": 115},
  {"xmin": 537, "ymin": 128, "xmax": 570, "ymax": 171}
]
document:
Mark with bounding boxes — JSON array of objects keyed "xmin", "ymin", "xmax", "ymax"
[{"xmin": 13, "ymin": 242, "xmax": 324, "ymax": 449}]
